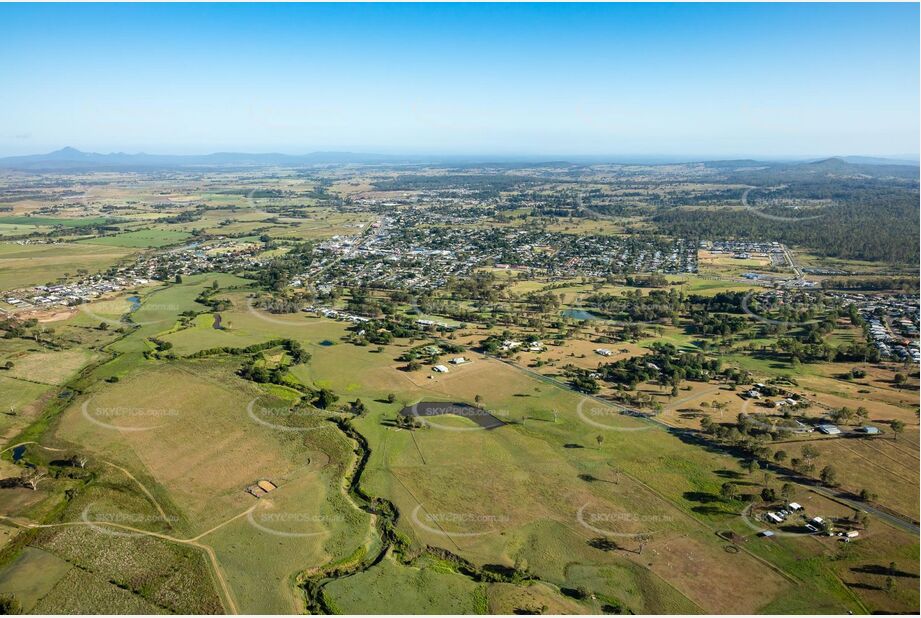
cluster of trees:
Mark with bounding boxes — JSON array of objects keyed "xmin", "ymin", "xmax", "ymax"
[
  {"xmin": 822, "ymin": 277, "xmax": 919, "ymax": 293},
  {"xmin": 238, "ymin": 359, "xmax": 288, "ymax": 384},
  {"xmin": 396, "ymin": 341, "xmax": 465, "ymax": 371},
  {"xmin": 447, "ymin": 270, "xmax": 505, "ymax": 303},
  {"xmin": 688, "ymin": 311, "xmax": 747, "ymax": 337},
  {"xmin": 249, "ymin": 241, "xmax": 316, "ymax": 290},
  {"xmin": 774, "ymin": 337, "xmax": 881, "ymax": 364},
  {"xmin": 188, "ymin": 338, "xmax": 310, "ymax": 364},
  {"xmin": 596, "ymin": 343, "xmax": 720, "ymax": 388},
  {"xmin": 478, "ymin": 331, "xmax": 540, "ymax": 356},
  {"xmin": 584, "ymin": 289, "xmax": 679, "ymax": 323},
  {"xmin": 0, "ymin": 316, "xmax": 38, "ymax": 339},
  {"xmin": 195, "ymin": 281, "xmax": 233, "ymax": 312},
  {"xmin": 654, "ymin": 181, "xmax": 919, "ymax": 264},
  {"xmin": 624, "ymin": 273, "xmax": 669, "ymax": 288}
]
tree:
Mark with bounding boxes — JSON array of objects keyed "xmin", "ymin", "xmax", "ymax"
[
  {"xmin": 820, "ymin": 465, "xmax": 838, "ymax": 486},
  {"xmin": 386, "ymin": 393, "xmax": 396, "ymax": 404},
  {"xmin": 595, "ymin": 435, "xmax": 604, "ymax": 449},
  {"xmin": 699, "ymin": 415, "xmax": 713, "ymax": 432},
  {"xmin": 855, "ymin": 406, "xmax": 869, "ymax": 423},
  {"xmin": 780, "ymin": 483, "xmax": 795, "ymax": 500},
  {"xmin": 743, "ymin": 459, "xmax": 760, "ymax": 476},
  {"xmin": 890, "ymin": 419, "xmax": 905, "ymax": 441},
  {"xmin": 719, "ymin": 482, "xmax": 737, "ymax": 501},
  {"xmin": 884, "ymin": 576, "xmax": 895, "ymax": 594},
  {"xmin": 773, "ymin": 450, "xmax": 788, "ymax": 464},
  {"xmin": 858, "ymin": 488, "xmax": 877, "ymax": 502},
  {"xmin": 314, "ymin": 388, "xmax": 338, "ymax": 409},
  {"xmin": 636, "ymin": 533, "xmax": 651, "ymax": 555},
  {"xmin": 174, "ymin": 274, "xmax": 183, "ymax": 284},
  {"xmin": 0, "ymin": 593, "xmax": 21, "ymax": 615},
  {"xmin": 22, "ymin": 470, "xmax": 47, "ymax": 491},
  {"xmin": 893, "ymin": 372, "xmax": 907, "ymax": 387},
  {"xmin": 98, "ymin": 321, "xmax": 109, "ymax": 330}
]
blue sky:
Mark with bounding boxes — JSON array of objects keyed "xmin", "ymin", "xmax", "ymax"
[{"xmin": 1, "ymin": 2, "xmax": 918, "ymax": 158}]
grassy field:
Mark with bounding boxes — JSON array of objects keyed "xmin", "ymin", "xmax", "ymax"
[
  {"xmin": 324, "ymin": 556, "xmax": 487, "ymax": 614},
  {"xmin": 3, "ymin": 348, "xmax": 97, "ymax": 386},
  {"xmin": 0, "ymin": 223, "xmax": 41, "ymax": 237},
  {"xmin": 0, "ymin": 242, "xmax": 134, "ymax": 290},
  {"xmin": 0, "ymin": 250, "xmax": 916, "ymax": 615},
  {"xmin": 0, "ymin": 215, "xmax": 113, "ymax": 228},
  {"xmin": 0, "ymin": 547, "xmax": 73, "ymax": 612},
  {"xmin": 79, "ymin": 229, "xmax": 192, "ymax": 248},
  {"xmin": 279, "ymin": 324, "xmax": 851, "ymax": 613},
  {"xmin": 27, "ymin": 277, "xmax": 372, "ymax": 612}
]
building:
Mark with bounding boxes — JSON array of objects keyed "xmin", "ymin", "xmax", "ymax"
[
  {"xmin": 817, "ymin": 424, "xmax": 841, "ymax": 435},
  {"xmin": 257, "ymin": 480, "xmax": 277, "ymax": 493},
  {"xmin": 432, "ymin": 365, "xmax": 449, "ymax": 373}
]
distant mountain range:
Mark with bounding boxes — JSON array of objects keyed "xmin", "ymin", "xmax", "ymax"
[
  {"xmin": 0, "ymin": 147, "xmax": 421, "ymax": 170},
  {"xmin": 0, "ymin": 147, "xmax": 917, "ymax": 172}
]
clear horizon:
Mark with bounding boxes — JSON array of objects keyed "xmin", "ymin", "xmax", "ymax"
[
  {"xmin": 3, "ymin": 146, "xmax": 920, "ymax": 163},
  {"xmin": 1, "ymin": 2, "xmax": 918, "ymax": 158}
]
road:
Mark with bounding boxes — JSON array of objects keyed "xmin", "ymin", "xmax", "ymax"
[{"xmin": 808, "ymin": 485, "xmax": 919, "ymax": 536}]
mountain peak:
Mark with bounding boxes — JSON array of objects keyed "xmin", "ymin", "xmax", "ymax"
[{"xmin": 46, "ymin": 146, "xmax": 91, "ymax": 160}]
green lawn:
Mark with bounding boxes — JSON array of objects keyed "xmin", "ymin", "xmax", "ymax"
[{"xmin": 79, "ymin": 229, "xmax": 192, "ymax": 248}]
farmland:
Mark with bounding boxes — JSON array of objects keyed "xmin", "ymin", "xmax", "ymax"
[
  {"xmin": 0, "ymin": 161, "xmax": 917, "ymax": 615},
  {"xmin": 0, "ymin": 242, "xmax": 134, "ymax": 290}
]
